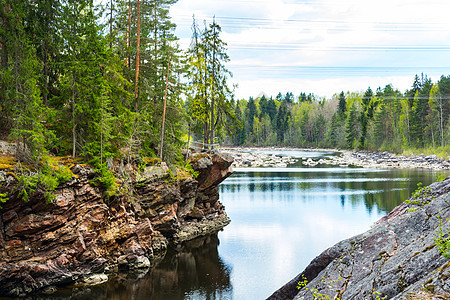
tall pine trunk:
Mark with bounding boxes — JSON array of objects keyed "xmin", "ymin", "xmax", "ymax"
[
  {"xmin": 210, "ymin": 19, "xmax": 216, "ymax": 148},
  {"xmin": 127, "ymin": 0, "xmax": 131, "ymax": 69},
  {"xmin": 134, "ymin": 0, "xmax": 140, "ymax": 106},
  {"xmin": 153, "ymin": 0, "xmax": 158, "ymax": 103}
]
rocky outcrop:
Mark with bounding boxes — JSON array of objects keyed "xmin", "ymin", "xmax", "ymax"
[
  {"xmin": 0, "ymin": 152, "xmax": 233, "ymax": 297},
  {"xmin": 269, "ymin": 177, "xmax": 450, "ymax": 300}
]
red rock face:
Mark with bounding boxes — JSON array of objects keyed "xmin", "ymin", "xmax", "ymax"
[{"xmin": 0, "ymin": 152, "xmax": 232, "ymax": 297}]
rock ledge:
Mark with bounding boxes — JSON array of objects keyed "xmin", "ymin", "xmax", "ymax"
[{"xmin": 0, "ymin": 152, "xmax": 233, "ymax": 297}]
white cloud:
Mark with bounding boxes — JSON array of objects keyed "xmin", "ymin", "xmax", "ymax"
[{"xmin": 171, "ymin": 0, "xmax": 450, "ymax": 98}]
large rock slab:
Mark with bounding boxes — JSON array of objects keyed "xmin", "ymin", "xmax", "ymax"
[{"xmin": 269, "ymin": 177, "xmax": 450, "ymax": 300}]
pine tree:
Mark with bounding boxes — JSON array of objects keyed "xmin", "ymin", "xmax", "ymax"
[
  {"xmin": 267, "ymin": 98, "xmax": 277, "ymax": 123},
  {"xmin": 276, "ymin": 101, "xmax": 290, "ymax": 144},
  {"xmin": 437, "ymin": 76, "xmax": 450, "ymax": 147},
  {"xmin": 245, "ymin": 97, "xmax": 257, "ymax": 135},
  {"xmin": 345, "ymin": 104, "xmax": 358, "ymax": 149},
  {"xmin": 357, "ymin": 87, "xmax": 373, "ymax": 149},
  {"xmin": 410, "ymin": 77, "xmax": 432, "ymax": 148},
  {"xmin": 285, "ymin": 92, "xmax": 294, "ymax": 104},
  {"xmin": 259, "ymin": 95, "xmax": 268, "ymax": 118},
  {"xmin": 338, "ymin": 91, "xmax": 346, "ymax": 115},
  {"xmin": 186, "ymin": 16, "xmax": 235, "ymax": 149}
]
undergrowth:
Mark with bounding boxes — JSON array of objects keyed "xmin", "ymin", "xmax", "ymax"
[
  {"xmin": 435, "ymin": 216, "xmax": 450, "ymax": 259},
  {"xmin": 401, "ymin": 146, "xmax": 450, "ymax": 160},
  {"xmin": 406, "ymin": 182, "xmax": 436, "ymax": 212},
  {"xmin": 296, "ymin": 275, "xmax": 387, "ymax": 300},
  {"xmin": 13, "ymin": 157, "xmax": 74, "ymax": 204}
]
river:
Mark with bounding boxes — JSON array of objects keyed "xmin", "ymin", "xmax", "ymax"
[{"xmin": 36, "ymin": 150, "xmax": 445, "ymax": 300}]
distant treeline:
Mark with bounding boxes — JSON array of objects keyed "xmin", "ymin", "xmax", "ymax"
[{"xmin": 219, "ymin": 74, "xmax": 449, "ymax": 155}]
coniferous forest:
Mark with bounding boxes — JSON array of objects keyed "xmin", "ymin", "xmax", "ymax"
[
  {"xmin": 230, "ymin": 76, "xmax": 450, "ymax": 156},
  {"xmin": 1, "ymin": 0, "xmax": 449, "ymax": 175}
]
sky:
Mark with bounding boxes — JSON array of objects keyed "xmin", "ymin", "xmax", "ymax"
[{"xmin": 169, "ymin": 0, "xmax": 450, "ymax": 100}]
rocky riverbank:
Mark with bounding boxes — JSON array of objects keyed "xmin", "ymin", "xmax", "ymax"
[
  {"xmin": 269, "ymin": 177, "xmax": 450, "ymax": 300},
  {"xmin": 311, "ymin": 150, "xmax": 450, "ymax": 170},
  {"xmin": 221, "ymin": 148, "xmax": 298, "ymax": 168},
  {"xmin": 221, "ymin": 147, "xmax": 450, "ymax": 170},
  {"xmin": 0, "ymin": 152, "xmax": 233, "ymax": 297}
]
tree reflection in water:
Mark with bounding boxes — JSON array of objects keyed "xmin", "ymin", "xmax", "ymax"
[
  {"xmin": 106, "ymin": 234, "xmax": 232, "ymax": 300},
  {"xmin": 34, "ymin": 233, "xmax": 231, "ymax": 300}
]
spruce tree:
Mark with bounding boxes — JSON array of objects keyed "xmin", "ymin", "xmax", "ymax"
[
  {"xmin": 0, "ymin": 1, "xmax": 49, "ymax": 164},
  {"xmin": 338, "ymin": 91, "xmax": 346, "ymax": 115},
  {"xmin": 345, "ymin": 104, "xmax": 358, "ymax": 149},
  {"xmin": 357, "ymin": 87, "xmax": 373, "ymax": 149},
  {"xmin": 276, "ymin": 101, "xmax": 290, "ymax": 144},
  {"xmin": 245, "ymin": 97, "xmax": 257, "ymax": 134}
]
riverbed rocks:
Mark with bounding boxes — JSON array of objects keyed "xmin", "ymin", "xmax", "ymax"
[
  {"xmin": 0, "ymin": 152, "xmax": 232, "ymax": 297},
  {"xmin": 222, "ymin": 149, "xmax": 298, "ymax": 168},
  {"xmin": 268, "ymin": 177, "xmax": 450, "ymax": 300},
  {"xmin": 222, "ymin": 147, "xmax": 450, "ymax": 170},
  {"xmin": 315, "ymin": 150, "xmax": 450, "ymax": 170}
]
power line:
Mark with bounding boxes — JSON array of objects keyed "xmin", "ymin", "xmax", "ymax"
[
  {"xmin": 173, "ymin": 14, "xmax": 450, "ymax": 29},
  {"xmin": 226, "ymin": 66, "xmax": 450, "ymax": 77},
  {"xmin": 227, "ymin": 45, "xmax": 450, "ymax": 52}
]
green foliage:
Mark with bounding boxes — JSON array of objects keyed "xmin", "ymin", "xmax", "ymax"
[
  {"xmin": 345, "ymin": 104, "xmax": 358, "ymax": 149},
  {"xmin": 0, "ymin": 192, "xmax": 9, "ymax": 209},
  {"xmin": 410, "ymin": 182, "xmax": 433, "ymax": 200},
  {"xmin": 1, "ymin": 1, "xmax": 449, "ymax": 178},
  {"xmin": 16, "ymin": 173, "xmax": 39, "ymax": 202},
  {"xmin": 184, "ymin": 161, "xmax": 199, "ymax": 178},
  {"xmin": 296, "ymin": 275, "xmax": 340, "ymax": 300},
  {"xmin": 435, "ymin": 216, "xmax": 450, "ymax": 259},
  {"xmin": 14, "ymin": 160, "xmax": 73, "ymax": 204},
  {"xmin": 296, "ymin": 275, "xmax": 386, "ymax": 300},
  {"xmin": 220, "ymin": 74, "xmax": 449, "ymax": 154},
  {"xmin": 338, "ymin": 91, "xmax": 346, "ymax": 114},
  {"xmin": 406, "ymin": 182, "xmax": 436, "ymax": 212},
  {"xmin": 90, "ymin": 164, "xmax": 117, "ymax": 199},
  {"xmin": 435, "ymin": 173, "xmax": 447, "ymax": 182},
  {"xmin": 186, "ymin": 17, "xmax": 236, "ymax": 147}
]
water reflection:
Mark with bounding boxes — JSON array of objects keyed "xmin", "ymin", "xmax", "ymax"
[
  {"xmin": 217, "ymin": 166, "xmax": 443, "ymax": 299},
  {"xmin": 107, "ymin": 234, "xmax": 232, "ymax": 300},
  {"xmin": 33, "ymin": 234, "xmax": 231, "ymax": 300},
  {"xmin": 220, "ymin": 167, "xmax": 437, "ymax": 213}
]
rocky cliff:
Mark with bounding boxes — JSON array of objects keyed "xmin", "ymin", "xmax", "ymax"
[
  {"xmin": 0, "ymin": 152, "xmax": 233, "ymax": 297},
  {"xmin": 269, "ymin": 177, "xmax": 450, "ymax": 300}
]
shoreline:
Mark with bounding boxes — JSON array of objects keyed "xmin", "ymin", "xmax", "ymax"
[{"xmin": 220, "ymin": 146, "xmax": 450, "ymax": 170}]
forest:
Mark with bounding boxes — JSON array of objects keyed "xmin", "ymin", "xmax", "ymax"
[
  {"xmin": 1, "ymin": 0, "xmax": 449, "ymax": 176},
  {"xmin": 227, "ymin": 74, "xmax": 450, "ymax": 156},
  {"xmin": 0, "ymin": 0, "xmax": 227, "ymax": 166}
]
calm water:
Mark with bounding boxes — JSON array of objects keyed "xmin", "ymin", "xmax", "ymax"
[{"xmin": 35, "ymin": 150, "xmax": 446, "ymax": 300}]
